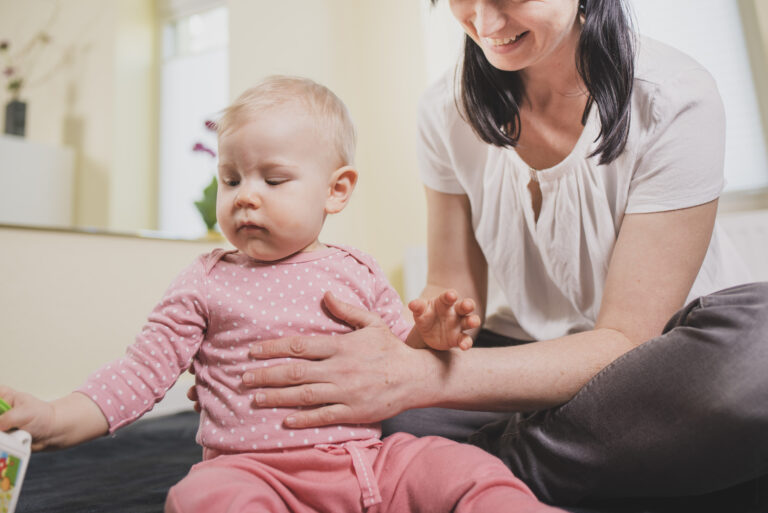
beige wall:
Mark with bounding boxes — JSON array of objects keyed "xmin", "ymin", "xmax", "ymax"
[
  {"xmin": 4, "ymin": 4, "xmax": 768, "ymax": 408},
  {"xmin": 0, "ymin": 226, "xmax": 222, "ymax": 400},
  {"xmin": 1, "ymin": 0, "xmax": 429, "ymax": 289},
  {"xmin": 740, "ymin": 0, "xmax": 768, "ymax": 160},
  {"xmin": 0, "ymin": 0, "xmax": 157, "ymax": 231},
  {"xmin": 228, "ymin": 0, "xmax": 429, "ymax": 288}
]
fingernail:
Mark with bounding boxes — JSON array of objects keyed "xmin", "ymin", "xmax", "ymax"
[
  {"xmin": 251, "ymin": 344, "xmax": 262, "ymax": 354},
  {"xmin": 254, "ymin": 392, "xmax": 265, "ymax": 405},
  {"xmin": 243, "ymin": 373, "xmax": 254, "ymax": 385},
  {"xmin": 285, "ymin": 416, "xmax": 297, "ymax": 427}
]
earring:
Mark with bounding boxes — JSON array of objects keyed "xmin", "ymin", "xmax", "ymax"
[{"xmin": 579, "ymin": 2, "xmax": 586, "ymax": 13}]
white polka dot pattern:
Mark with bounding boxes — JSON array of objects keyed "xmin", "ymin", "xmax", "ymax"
[{"xmin": 77, "ymin": 244, "xmax": 411, "ymax": 452}]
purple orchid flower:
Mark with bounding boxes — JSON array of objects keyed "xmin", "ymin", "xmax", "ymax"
[{"xmin": 192, "ymin": 142, "xmax": 216, "ymax": 158}]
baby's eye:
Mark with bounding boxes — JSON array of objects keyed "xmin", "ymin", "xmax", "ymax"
[
  {"xmin": 221, "ymin": 178, "xmax": 240, "ymax": 187},
  {"xmin": 265, "ymin": 177, "xmax": 289, "ymax": 186}
]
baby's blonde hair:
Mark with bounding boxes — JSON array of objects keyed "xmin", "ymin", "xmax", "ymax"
[{"xmin": 217, "ymin": 75, "xmax": 356, "ymax": 166}]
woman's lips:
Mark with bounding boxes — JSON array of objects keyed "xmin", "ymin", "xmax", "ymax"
[{"xmin": 482, "ymin": 31, "xmax": 529, "ymax": 53}]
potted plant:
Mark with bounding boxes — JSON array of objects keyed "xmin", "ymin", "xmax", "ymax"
[{"xmin": 1, "ymin": 32, "xmax": 51, "ymax": 137}]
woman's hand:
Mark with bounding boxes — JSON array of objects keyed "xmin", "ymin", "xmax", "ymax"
[{"xmin": 241, "ymin": 291, "xmax": 438, "ymax": 429}]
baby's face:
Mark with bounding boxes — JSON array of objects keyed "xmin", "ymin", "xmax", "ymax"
[{"xmin": 216, "ymin": 105, "xmax": 338, "ymax": 262}]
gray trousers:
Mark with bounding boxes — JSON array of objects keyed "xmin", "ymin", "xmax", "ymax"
[{"xmin": 382, "ymin": 282, "xmax": 768, "ymax": 506}]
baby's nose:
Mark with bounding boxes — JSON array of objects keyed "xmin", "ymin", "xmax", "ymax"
[{"xmin": 235, "ymin": 188, "xmax": 262, "ymax": 208}]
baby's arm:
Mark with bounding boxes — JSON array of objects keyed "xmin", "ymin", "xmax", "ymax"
[
  {"xmin": 405, "ymin": 290, "xmax": 480, "ymax": 351},
  {"xmin": 0, "ymin": 386, "xmax": 108, "ymax": 451}
]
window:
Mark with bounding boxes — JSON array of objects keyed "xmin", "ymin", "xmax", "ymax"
[
  {"xmin": 158, "ymin": 4, "xmax": 228, "ymax": 237},
  {"xmin": 632, "ymin": 0, "xmax": 768, "ymax": 193}
]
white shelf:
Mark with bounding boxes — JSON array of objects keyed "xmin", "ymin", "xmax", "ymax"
[{"xmin": 0, "ymin": 134, "xmax": 74, "ymax": 228}]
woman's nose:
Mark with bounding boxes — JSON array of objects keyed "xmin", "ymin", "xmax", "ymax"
[{"xmin": 474, "ymin": 2, "xmax": 506, "ymax": 37}]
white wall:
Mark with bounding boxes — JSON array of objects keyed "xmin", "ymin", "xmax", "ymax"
[{"xmin": 631, "ymin": 0, "xmax": 768, "ymax": 192}]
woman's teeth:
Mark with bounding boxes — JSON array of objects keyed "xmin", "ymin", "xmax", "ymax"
[{"xmin": 485, "ymin": 33, "xmax": 526, "ymax": 46}]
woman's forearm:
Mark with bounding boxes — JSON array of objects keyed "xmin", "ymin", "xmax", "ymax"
[
  {"xmin": 414, "ymin": 328, "xmax": 636, "ymax": 412},
  {"xmin": 242, "ymin": 295, "xmax": 638, "ymax": 428}
]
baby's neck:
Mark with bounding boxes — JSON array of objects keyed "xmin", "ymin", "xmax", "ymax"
[
  {"xmin": 237, "ymin": 240, "xmax": 328, "ymax": 265},
  {"xmin": 301, "ymin": 240, "xmax": 326, "ymax": 253}
]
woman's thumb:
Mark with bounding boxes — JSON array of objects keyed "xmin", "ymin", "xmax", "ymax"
[{"xmin": 322, "ymin": 291, "xmax": 383, "ymax": 329}]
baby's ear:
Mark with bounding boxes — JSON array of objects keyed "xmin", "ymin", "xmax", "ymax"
[{"xmin": 325, "ymin": 166, "xmax": 358, "ymax": 214}]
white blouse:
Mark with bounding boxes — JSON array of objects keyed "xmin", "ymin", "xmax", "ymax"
[{"xmin": 417, "ymin": 37, "xmax": 751, "ymax": 341}]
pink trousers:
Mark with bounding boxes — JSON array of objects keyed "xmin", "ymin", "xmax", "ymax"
[{"xmin": 165, "ymin": 433, "xmax": 563, "ymax": 513}]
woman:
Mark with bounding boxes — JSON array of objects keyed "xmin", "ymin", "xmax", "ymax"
[{"xmin": 205, "ymin": 0, "xmax": 768, "ymax": 506}]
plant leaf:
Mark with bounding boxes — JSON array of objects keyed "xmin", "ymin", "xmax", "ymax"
[{"xmin": 194, "ymin": 176, "xmax": 218, "ymax": 230}]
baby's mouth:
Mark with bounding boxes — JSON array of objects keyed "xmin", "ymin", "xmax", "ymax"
[{"xmin": 238, "ymin": 223, "xmax": 266, "ymax": 232}]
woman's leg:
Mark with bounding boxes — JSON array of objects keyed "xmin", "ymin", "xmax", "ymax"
[{"xmin": 471, "ymin": 282, "xmax": 768, "ymax": 505}]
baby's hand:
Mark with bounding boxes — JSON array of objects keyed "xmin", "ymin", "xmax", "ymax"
[
  {"xmin": 408, "ymin": 290, "xmax": 480, "ymax": 351},
  {"xmin": 0, "ymin": 386, "xmax": 56, "ymax": 451}
]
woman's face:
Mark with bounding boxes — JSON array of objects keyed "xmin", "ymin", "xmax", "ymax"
[{"xmin": 449, "ymin": 0, "xmax": 581, "ymax": 73}]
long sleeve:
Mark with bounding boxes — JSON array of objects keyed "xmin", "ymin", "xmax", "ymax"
[{"xmin": 77, "ymin": 257, "xmax": 209, "ymax": 433}]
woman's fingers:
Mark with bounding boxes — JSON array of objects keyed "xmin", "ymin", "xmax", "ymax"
[
  {"xmin": 250, "ymin": 334, "xmax": 339, "ymax": 360},
  {"xmin": 284, "ymin": 404, "xmax": 354, "ymax": 429},
  {"xmin": 251, "ymin": 383, "xmax": 339, "ymax": 409},
  {"xmin": 322, "ymin": 291, "xmax": 386, "ymax": 329},
  {"xmin": 244, "ymin": 359, "xmax": 328, "ymax": 387},
  {"xmin": 243, "ymin": 322, "xmax": 429, "ymax": 428},
  {"xmin": 249, "ymin": 293, "xmax": 389, "ymax": 360}
]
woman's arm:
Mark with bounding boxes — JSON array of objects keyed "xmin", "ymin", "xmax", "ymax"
[
  {"xmin": 420, "ymin": 187, "xmax": 488, "ymax": 323},
  {"xmin": 433, "ymin": 198, "xmax": 719, "ymax": 411},
  {"xmin": 241, "ymin": 195, "xmax": 718, "ymax": 426},
  {"xmin": 403, "ymin": 188, "xmax": 487, "ymax": 350}
]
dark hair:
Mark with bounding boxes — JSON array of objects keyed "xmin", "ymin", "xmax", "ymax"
[{"xmin": 431, "ymin": 0, "xmax": 635, "ymax": 165}]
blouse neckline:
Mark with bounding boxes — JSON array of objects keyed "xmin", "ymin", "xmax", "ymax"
[{"xmin": 507, "ymin": 105, "xmax": 600, "ymax": 183}]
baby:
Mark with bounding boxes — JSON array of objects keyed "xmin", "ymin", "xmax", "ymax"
[{"xmin": 0, "ymin": 76, "xmax": 562, "ymax": 513}]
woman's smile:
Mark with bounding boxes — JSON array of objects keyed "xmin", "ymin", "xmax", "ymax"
[{"xmin": 482, "ymin": 31, "xmax": 529, "ymax": 53}]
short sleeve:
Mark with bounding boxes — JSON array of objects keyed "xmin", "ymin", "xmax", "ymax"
[
  {"xmin": 417, "ymin": 80, "xmax": 466, "ymax": 194},
  {"xmin": 626, "ymin": 67, "xmax": 726, "ymax": 214}
]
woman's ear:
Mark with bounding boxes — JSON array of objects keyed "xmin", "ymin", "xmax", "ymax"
[{"xmin": 325, "ymin": 165, "xmax": 358, "ymax": 214}]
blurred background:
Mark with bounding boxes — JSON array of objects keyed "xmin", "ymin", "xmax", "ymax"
[
  {"xmin": 1, "ymin": 0, "xmax": 767, "ymax": 283},
  {"xmin": 2, "ymin": 0, "xmax": 767, "ymax": 401}
]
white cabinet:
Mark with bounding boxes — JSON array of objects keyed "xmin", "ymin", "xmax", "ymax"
[{"xmin": 0, "ymin": 134, "xmax": 74, "ymax": 228}]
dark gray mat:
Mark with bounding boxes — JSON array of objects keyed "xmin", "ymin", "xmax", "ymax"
[{"xmin": 15, "ymin": 411, "xmax": 767, "ymax": 512}]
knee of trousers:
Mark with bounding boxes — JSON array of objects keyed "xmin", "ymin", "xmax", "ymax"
[{"xmin": 681, "ymin": 281, "xmax": 768, "ymax": 427}]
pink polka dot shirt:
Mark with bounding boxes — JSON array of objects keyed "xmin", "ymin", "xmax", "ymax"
[{"xmin": 77, "ymin": 244, "xmax": 412, "ymax": 453}]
